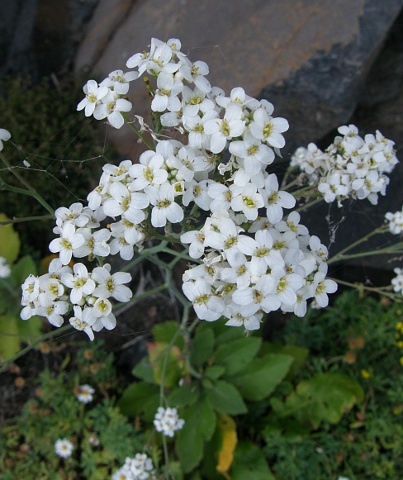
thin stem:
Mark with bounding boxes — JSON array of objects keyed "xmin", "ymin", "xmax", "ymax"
[
  {"xmin": 294, "ymin": 197, "xmax": 322, "ymax": 213},
  {"xmin": 113, "ymin": 283, "xmax": 169, "ymax": 316},
  {"xmin": 0, "ymin": 214, "xmax": 53, "ymax": 225},
  {"xmin": 329, "ymin": 277, "xmax": 401, "ymax": 302},
  {"xmin": 327, "ymin": 226, "xmax": 390, "ymax": 264},
  {"xmin": 0, "ymin": 324, "xmax": 73, "ymax": 373},
  {"xmin": 0, "ymin": 153, "xmax": 54, "ymax": 215},
  {"xmin": 123, "ymin": 113, "xmax": 155, "ymax": 150}
]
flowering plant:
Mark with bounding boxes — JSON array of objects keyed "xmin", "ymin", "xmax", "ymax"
[{"xmin": 0, "ymin": 36, "xmax": 402, "ymax": 479}]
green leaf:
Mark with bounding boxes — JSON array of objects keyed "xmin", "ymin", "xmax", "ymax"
[
  {"xmin": 152, "ymin": 320, "xmax": 184, "ymax": 349},
  {"xmin": 0, "ymin": 213, "xmax": 20, "ymax": 264},
  {"xmin": 18, "ymin": 315, "xmax": 42, "ymax": 339},
  {"xmin": 260, "ymin": 342, "xmax": 309, "ymax": 379},
  {"xmin": 0, "ymin": 315, "xmax": 20, "ymax": 360},
  {"xmin": 147, "ymin": 341, "xmax": 186, "ymax": 387},
  {"xmin": 207, "ymin": 381, "xmax": 247, "ymax": 415},
  {"xmin": 214, "ymin": 336, "xmax": 261, "ymax": 376},
  {"xmin": 205, "ymin": 365, "xmax": 226, "ymax": 380},
  {"xmin": 117, "ymin": 382, "xmax": 160, "ymax": 421},
  {"xmin": 230, "ymin": 441, "xmax": 275, "ymax": 479},
  {"xmin": 10, "ymin": 255, "xmax": 36, "ymax": 287},
  {"xmin": 132, "ymin": 357, "xmax": 155, "ymax": 384},
  {"xmin": 273, "ymin": 372, "xmax": 364, "ymax": 429},
  {"xmin": 168, "ymin": 382, "xmax": 200, "ymax": 407},
  {"xmin": 190, "ymin": 327, "xmax": 214, "ymax": 369},
  {"xmin": 230, "ymin": 353, "xmax": 294, "ymax": 401},
  {"xmin": 175, "ymin": 396, "xmax": 217, "ymax": 472}
]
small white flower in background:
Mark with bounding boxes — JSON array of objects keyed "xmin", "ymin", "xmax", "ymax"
[
  {"xmin": 385, "ymin": 207, "xmax": 403, "ymax": 235},
  {"xmin": 391, "ymin": 268, "xmax": 403, "ymax": 295},
  {"xmin": 54, "ymin": 438, "xmax": 74, "ymax": 458},
  {"xmin": 0, "ymin": 128, "xmax": 11, "ymax": 151},
  {"xmin": 337, "ymin": 477, "xmax": 350, "ymax": 480},
  {"xmin": 0, "ymin": 257, "xmax": 11, "ymax": 278},
  {"xmin": 153, "ymin": 406, "xmax": 185, "ymax": 437},
  {"xmin": 112, "ymin": 453, "xmax": 155, "ymax": 480},
  {"xmin": 76, "ymin": 384, "xmax": 95, "ymax": 403}
]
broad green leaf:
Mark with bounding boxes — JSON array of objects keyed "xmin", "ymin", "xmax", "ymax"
[
  {"xmin": 273, "ymin": 372, "xmax": 364, "ymax": 429},
  {"xmin": 0, "ymin": 213, "xmax": 20, "ymax": 264},
  {"xmin": 230, "ymin": 353, "xmax": 294, "ymax": 401},
  {"xmin": 152, "ymin": 320, "xmax": 184, "ymax": 349},
  {"xmin": 168, "ymin": 382, "xmax": 200, "ymax": 407},
  {"xmin": 205, "ymin": 365, "xmax": 226, "ymax": 380},
  {"xmin": 0, "ymin": 315, "xmax": 20, "ymax": 360},
  {"xmin": 132, "ymin": 357, "xmax": 155, "ymax": 384},
  {"xmin": 147, "ymin": 341, "xmax": 186, "ymax": 387},
  {"xmin": 214, "ymin": 337, "xmax": 261, "ymax": 376},
  {"xmin": 260, "ymin": 342, "xmax": 309, "ymax": 379},
  {"xmin": 175, "ymin": 396, "xmax": 217, "ymax": 472},
  {"xmin": 117, "ymin": 382, "xmax": 160, "ymax": 421},
  {"xmin": 10, "ymin": 254, "xmax": 36, "ymax": 289},
  {"xmin": 231, "ymin": 441, "xmax": 275, "ymax": 479},
  {"xmin": 216, "ymin": 414, "xmax": 237, "ymax": 478},
  {"xmin": 18, "ymin": 314, "xmax": 42, "ymax": 339},
  {"xmin": 190, "ymin": 327, "xmax": 214, "ymax": 369},
  {"xmin": 207, "ymin": 381, "xmax": 247, "ymax": 415}
]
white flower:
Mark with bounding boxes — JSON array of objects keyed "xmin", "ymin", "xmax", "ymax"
[
  {"xmin": 92, "ymin": 264, "xmax": 132, "ymax": 302},
  {"xmin": 182, "ymin": 278, "xmax": 225, "ymax": 321},
  {"xmin": 153, "ymin": 407, "xmax": 185, "ymax": 437},
  {"xmin": 204, "ymin": 104, "xmax": 245, "ymax": 154},
  {"xmin": 55, "ymin": 438, "xmax": 74, "ymax": 458},
  {"xmin": 61, "ymin": 263, "xmax": 96, "ymax": 304},
  {"xmin": 151, "ymin": 72, "xmax": 182, "ymax": 112},
  {"xmin": 76, "ymin": 384, "xmax": 95, "ymax": 404},
  {"xmin": 0, "ymin": 128, "xmax": 11, "ymax": 151},
  {"xmin": 385, "ymin": 207, "xmax": 403, "ymax": 235},
  {"xmin": 49, "ymin": 223, "xmax": 85, "ymax": 265},
  {"xmin": 312, "ymin": 271, "xmax": 338, "ymax": 307},
  {"xmin": 94, "ymin": 96, "xmax": 132, "ymax": 129},
  {"xmin": 69, "ymin": 306, "xmax": 95, "ymax": 341},
  {"xmin": 250, "ymin": 108, "xmax": 289, "ymax": 148},
  {"xmin": 0, "ymin": 257, "xmax": 11, "ymax": 278},
  {"xmin": 77, "ymin": 80, "xmax": 109, "ymax": 117},
  {"xmin": 148, "ymin": 183, "xmax": 184, "ymax": 227},
  {"xmin": 260, "ymin": 173, "xmax": 296, "ymax": 224},
  {"xmin": 100, "ymin": 69, "xmax": 139, "ymax": 95},
  {"xmin": 391, "ymin": 267, "xmax": 403, "ymax": 294}
]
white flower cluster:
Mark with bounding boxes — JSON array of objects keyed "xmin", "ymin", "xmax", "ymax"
[
  {"xmin": 153, "ymin": 406, "xmax": 185, "ymax": 437},
  {"xmin": 54, "ymin": 438, "xmax": 74, "ymax": 459},
  {"xmin": 0, "ymin": 256, "xmax": 11, "ymax": 278},
  {"xmin": 291, "ymin": 125, "xmax": 398, "ymax": 206},
  {"xmin": 392, "ymin": 268, "xmax": 403, "ymax": 295},
  {"xmin": 385, "ymin": 207, "xmax": 403, "ymax": 235},
  {"xmin": 76, "ymin": 384, "xmax": 95, "ymax": 403},
  {"xmin": 20, "ymin": 258, "xmax": 132, "ymax": 340},
  {"xmin": 77, "ymin": 71, "xmax": 137, "ymax": 129},
  {"xmin": 75, "ymin": 37, "xmax": 339, "ymax": 331},
  {"xmin": 112, "ymin": 454, "xmax": 155, "ymax": 480},
  {"xmin": 0, "ymin": 128, "xmax": 11, "ymax": 151},
  {"xmin": 182, "ymin": 210, "xmax": 337, "ymax": 329}
]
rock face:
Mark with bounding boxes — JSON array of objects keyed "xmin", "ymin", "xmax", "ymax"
[
  {"xmin": 74, "ymin": 0, "xmax": 403, "ymax": 159},
  {"xmin": 0, "ymin": 0, "xmax": 99, "ymax": 81}
]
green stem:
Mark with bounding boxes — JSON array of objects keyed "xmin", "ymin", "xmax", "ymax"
[
  {"xmin": 327, "ymin": 226, "xmax": 391, "ymax": 264},
  {"xmin": 0, "ymin": 214, "xmax": 53, "ymax": 225},
  {"xmin": 294, "ymin": 197, "xmax": 322, "ymax": 213},
  {"xmin": 0, "ymin": 153, "xmax": 54, "ymax": 215},
  {"xmin": 329, "ymin": 277, "xmax": 401, "ymax": 302},
  {"xmin": 123, "ymin": 113, "xmax": 155, "ymax": 150},
  {"xmin": 0, "ymin": 324, "xmax": 73, "ymax": 373}
]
